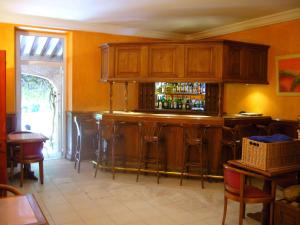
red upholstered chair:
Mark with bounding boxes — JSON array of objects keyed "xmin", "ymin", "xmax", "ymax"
[
  {"xmin": 222, "ymin": 164, "xmax": 276, "ymax": 225},
  {"xmin": 11, "ymin": 140, "xmax": 44, "ymax": 187}
]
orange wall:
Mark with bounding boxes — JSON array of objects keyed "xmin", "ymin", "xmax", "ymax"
[
  {"xmin": 0, "ymin": 23, "xmax": 157, "ymax": 113},
  {"xmin": 0, "ymin": 23, "xmax": 15, "ymax": 113},
  {"xmin": 68, "ymin": 30, "xmax": 157, "ymax": 112},
  {"xmin": 216, "ymin": 19, "xmax": 300, "ymax": 120}
]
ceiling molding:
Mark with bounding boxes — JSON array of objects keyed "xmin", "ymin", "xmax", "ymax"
[
  {"xmin": 186, "ymin": 8, "xmax": 300, "ymax": 40},
  {"xmin": 0, "ymin": 11, "xmax": 185, "ymax": 40},
  {"xmin": 0, "ymin": 8, "xmax": 299, "ymax": 41}
]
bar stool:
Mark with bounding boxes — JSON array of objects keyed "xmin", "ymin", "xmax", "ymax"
[
  {"xmin": 74, "ymin": 116, "xmax": 98, "ymax": 173},
  {"xmin": 94, "ymin": 119, "xmax": 116, "ymax": 178},
  {"xmin": 136, "ymin": 121, "xmax": 165, "ymax": 184},
  {"xmin": 180, "ymin": 124, "xmax": 209, "ymax": 188}
]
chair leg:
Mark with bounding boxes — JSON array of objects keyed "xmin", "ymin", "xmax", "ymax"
[
  {"xmin": 20, "ymin": 163, "xmax": 24, "ymax": 187},
  {"xmin": 10, "ymin": 160, "xmax": 14, "ymax": 179},
  {"xmin": 242, "ymin": 203, "xmax": 246, "ymax": 218},
  {"xmin": 222, "ymin": 196, "xmax": 228, "ymax": 225},
  {"xmin": 77, "ymin": 149, "xmax": 81, "ymax": 173},
  {"xmin": 239, "ymin": 202, "xmax": 245, "ymax": 225},
  {"xmin": 39, "ymin": 161, "xmax": 44, "ymax": 185}
]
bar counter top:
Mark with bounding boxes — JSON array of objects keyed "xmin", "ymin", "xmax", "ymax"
[{"xmin": 102, "ymin": 111, "xmax": 224, "ymax": 126}]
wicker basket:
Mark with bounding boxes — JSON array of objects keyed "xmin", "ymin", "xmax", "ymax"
[{"xmin": 241, "ymin": 138, "xmax": 300, "ymax": 170}]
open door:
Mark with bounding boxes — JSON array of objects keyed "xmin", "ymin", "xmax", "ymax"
[{"xmin": 0, "ymin": 51, "xmax": 7, "ymax": 184}]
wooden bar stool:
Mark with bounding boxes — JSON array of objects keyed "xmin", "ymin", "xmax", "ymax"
[
  {"xmin": 94, "ymin": 119, "xmax": 116, "ymax": 178},
  {"xmin": 74, "ymin": 116, "xmax": 98, "ymax": 173},
  {"xmin": 136, "ymin": 122, "xmax": 165, "ymax": 184},
  {"xmin": 180, "ymin": 124, "xmax": 209, "ymax": 188}
]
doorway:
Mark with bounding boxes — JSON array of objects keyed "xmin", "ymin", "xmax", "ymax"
[{"xmin": 16, "ymin": 31, "xmax": 66, "ymax": 159}]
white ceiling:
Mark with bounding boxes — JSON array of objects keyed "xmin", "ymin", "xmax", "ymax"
[{"xmin": 0, "ymin": 0, "xmax": 300, "ymax": 40}]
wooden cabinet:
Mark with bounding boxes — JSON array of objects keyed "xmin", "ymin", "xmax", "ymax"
[
  {"xmin": 0, "ymin": 51, "xmax": 7, "ymax": 184},
  {"xmin": 222, "ymin": 41, "xmax": 269, "ymax": 83},
  {"xmin": 184, "ymin": 43, "xmax": 222, "ymax": 81},
  {"xmin": 100, "ymin": 40, "xmax": 269, "ymax": 83},
  {"xmin": 101, "ymin": 44, "xmax": 147, "ymax": 81},
  {"xmin": 149, "ymin": 45, "xmax": 183, "ymax": 78}
]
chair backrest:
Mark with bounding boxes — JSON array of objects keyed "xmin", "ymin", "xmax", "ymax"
[
  {"xmin": 0, "ymin": 184, "xmax": 21, "ymax": 198},
  {"xmin": 140, "ymin": 121, "xmax": 162, "ymax": 141},
  {"xmin": 21, "ymin": 141, "xmax": 44, "ymax": 159},
  {"xmin": 100, "ymin": 119, "xmax": 116, "ymax": 141},
  {"xmin": 223, "ymin": 164, "xmax": 242, "ymax": 195},
  {"xmin": 74, "ymin": 116, "xmax": 81, "ymax": 137},
  {"xmin": 235, "ymin": 124, "xmax": 261, "ymax": 140}
]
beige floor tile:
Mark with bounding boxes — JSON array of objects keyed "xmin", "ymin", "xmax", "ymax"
[{"xmin": 10, "ymin": 159, "xmax": 263, "ymax": 225}]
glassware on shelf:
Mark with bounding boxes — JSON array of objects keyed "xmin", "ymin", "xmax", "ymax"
[{"xmin": 154, "ymin": 82, "xmax": 206, "ymax": 112}]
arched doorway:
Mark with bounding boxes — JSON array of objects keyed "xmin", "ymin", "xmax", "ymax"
[{"xmin": 21, "ymin": 74, "xmax": 60, "ymax": 157}]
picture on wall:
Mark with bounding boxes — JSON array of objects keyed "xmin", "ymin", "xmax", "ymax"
[{"xmin": 276, "ymin": 54, "xmax": 300, "ymax": 96}]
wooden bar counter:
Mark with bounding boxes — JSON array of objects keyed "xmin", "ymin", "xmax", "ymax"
[{"xmin": 102, "ymin": 111, "xmax": 224, "ymax": 175}]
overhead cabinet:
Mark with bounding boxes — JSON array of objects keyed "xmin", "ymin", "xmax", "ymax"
[{"xmin": 100, "ymin": 40, "xmax": 269, "ymax": 83}]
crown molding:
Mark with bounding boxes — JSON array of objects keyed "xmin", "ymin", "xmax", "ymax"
[
  {"xmin": 187, "ymin": 8, "xmax": 300, "ymax": 40},
  {"xmin": 0, "ymin": 11, "xmax": 185, "ymax": 40},
  {"xmin": 0, "ymin": 8, "xmax": 299, "ymax": 41}
]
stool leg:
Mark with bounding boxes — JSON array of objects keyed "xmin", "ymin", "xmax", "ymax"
[
  {"xmin": 112, "ymin": 139, "xmax": 115, "ymax": 180},
  {"xmin": 94, "ymin": 139, "xmax": 102, "ymax": 178},
  {"xmin": 200, "ymin": 145, "xmax": 204, "ymax": 189},
  {"xmin": 156, "ymin": 142, "xmax": 160, "ymax": 184},
  {"xmin": 136, "ymin": 140, "xmax": 143, "ymax": 182},
  {"xmin": 180, "ymin": 146, "xmax": 186, "ymax": 186}
]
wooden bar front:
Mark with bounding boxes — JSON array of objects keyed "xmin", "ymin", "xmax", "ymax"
[{"xmin": 102, "ymin": 112, "xmax": 224, "ymax": 175}]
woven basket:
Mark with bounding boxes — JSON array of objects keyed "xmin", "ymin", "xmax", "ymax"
[{"xmin": 241, "ymin": 138, "xmax": 300, "ymax": 170}]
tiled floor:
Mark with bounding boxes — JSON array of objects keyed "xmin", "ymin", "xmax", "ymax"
[{"xmin": 10, "ymin": 159, "xmax": 268, "ymax": 225}]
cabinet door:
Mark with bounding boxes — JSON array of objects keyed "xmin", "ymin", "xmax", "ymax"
[
  {"xmin": 185, "ymin": 44, "xmax": 221, "ymax": 80},
  {"xmin": 0, "ymin": 51, "xmax": 7, "ymax": 184},
  {"xmin": 149, "ymin": 45, "xmax": 183, "ymax": 78},
  {"xmin": 222, "ymin": 44, "xmax": 242, "ymax": 81},
  {"xmin": 243, "ymin": 46, "xmax": 268, "ymax": 84},
  {"xmin": 101, "ymin": 45, "xmax": 146, "ymax": 80}
]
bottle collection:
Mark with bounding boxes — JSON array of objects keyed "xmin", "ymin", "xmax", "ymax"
[{"xmin": 155, "ymin": 82, "xmax": 206, "ymax": 112}]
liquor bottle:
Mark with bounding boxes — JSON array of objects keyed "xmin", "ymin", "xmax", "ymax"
[
  {"xmin": 173, "ymin": 97, "xmax": 177, "ymax": 109},
  {"xmin": 186, "ymin": 99, "xmax": 190, "ymax": 110},
  {"xmin": 161, "ymin": 96, "xmax": 165, "ymax": 109},
  {"xmin": 155, "ymin": 96, "xmax": 159, "ymax": 108}
]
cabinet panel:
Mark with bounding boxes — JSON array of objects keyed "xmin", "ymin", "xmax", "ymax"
[
  {"xmin": 223, "ymin": 41, "xmax": 268, "ymax": 83},
  {"xmin": 185, "ymin": 44, "xmax": 220, "ymax": 80},
  {"xmin": 149, "ymin": 45, "xmax": 182, "ymax": 78},
  {"xmin": 223, "ymin": 44, "xmax": 242, "ymax": 81},
  {"xmin": 243, "ymin": 46, "xmax": 268, "ymax": 83},
  {"xmin": 115, "ymin": 46, "xmax": 142, "ymax": 78}
]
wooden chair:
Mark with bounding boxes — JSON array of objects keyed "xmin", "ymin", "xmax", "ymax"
[
  {"xmin": 180, "ymin": 124, "xmax": 208, "ymax": 188},
  {"xmin": 136, "ymin": 121, "xmax": 165, "ymax": 184},
  {"xmin": 0, "ymin": 184, "xmax": 21, "ymax": 198},
  {"xmin": 222, "ymin": 164, "xmax": 276, "ymax": 225},
  {"xmin": 11, "ymin": 140, "xmax": 44, "ymax": 187}
]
